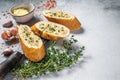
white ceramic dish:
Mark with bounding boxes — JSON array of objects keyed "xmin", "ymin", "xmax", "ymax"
[{"xmin": 9, "ymin": 3, "xmax": 35, "ymax": 23}]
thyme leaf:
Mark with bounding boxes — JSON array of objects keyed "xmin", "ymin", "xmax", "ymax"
[{"xmin": 12, "ymin": 35, "xmax": 85, "ymax": 78}]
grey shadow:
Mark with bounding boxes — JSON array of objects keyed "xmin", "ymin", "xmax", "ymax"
[
  {"xmin": 63, "ymin": 56, "xmax": 91, "ymax": 76},
  {"xmin": 70, "ymin": 27, "xmax": 85, "ymax": 34},
  {"xmin": 43, "ymin": 39, "xmax": 51, "ymax": 49},
  {"xmin": 34, "ymin": 55, "xmax": 91, "ymax": 79},
  {"xmin": 104, "ymin": 5, "xmax": 120, "ymax": 11},
  {"xmin": 17, "ymin": 16, "xmax": 42, "ymax": 26}
]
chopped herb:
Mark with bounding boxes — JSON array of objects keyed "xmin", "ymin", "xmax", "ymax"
[
  {"xmin": 23, "ymin": 26, "xmax": 27, "ymax": 31},
  {"xmin": 54, "ymin": 25, "xmax": 57, "ymax": 28},
  {"xmin": 53, "ymin": 13, "xmax": 56, "ymax": 16},
  {"xmin": 47, "ymin": 24, "xmax": 50, "ymax": 27},
  {"xmin": 41, "ymin": 27, "xmax": 44, "ymax": 29},
  {"xmin": 61, "ymin": 29, "xmax": 64, "ymax": 31},
  {"xmin": 29, "ymin": 37, "xmax": 32, "ymax": 40},
  {"xmin": 26, "ymin": 33, "xmax": 29, "ymax": 37},
  {"xmin": 50, "ymin": 14, "xmax": 53, "ymax": 16},
  {"xmin": 61, "ymin": 27, "xmax": 64, "ymax": 31},
  {"xmin": 23, "ymin": 31, "xmax": 25, "ymax": 33},
  {"xmin": 39, "ymin": 24, "xmax": 44, "ymax": 29},
  {"xmin": 49, "ymin": 27, "xmax": 55, "ymax": 32},
  {"xmin": 29, "ymin": 37, "xmax": 34, "ymax": 42},
  {"xmin": 41, "ymin": 24, "xmax": 44, "ymax": 26},
  {"xmin": 36, "ymin": 40, "xmax": 38, "ymax": 42}
]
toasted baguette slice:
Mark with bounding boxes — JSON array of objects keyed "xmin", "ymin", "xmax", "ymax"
[
  {"xmin": 43, "ymin": 10, "xmax": 81, "ymax": 30},
  {"xmin": 31, "ymin": 21, "xmax": 70, "ymax": 40},
  {"xmin": 31, "ymin": 21, "xmax": 48, "ymax": 36},
  {"xmin": 18, "ymin": 25, "xmax": 45, "ymax": 62}
]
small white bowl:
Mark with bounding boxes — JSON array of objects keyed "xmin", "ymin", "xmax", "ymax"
[{"xmin": 10, "ymin": 3, "xmax": 35, "ymax": 23}]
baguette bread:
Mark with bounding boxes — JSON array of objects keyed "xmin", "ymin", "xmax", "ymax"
[
  {"xmin": 18, "ymin": 25, "xmax": 45, "ymax": 62},
  {"xmin": 31, "ymin": 21, "xmax": 48, "ymax": 36},
  {"xmin": 43, "ymin": 10, "xmax": 81, "ymax": 30},
  {"xmin": 31, "ymin": 21, "xmax": 70, "ymax": 40}
]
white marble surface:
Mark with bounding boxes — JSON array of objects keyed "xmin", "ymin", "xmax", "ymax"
[{"xmin": 0, "ymin": 0, "xmax": 120, "ymax": 80}]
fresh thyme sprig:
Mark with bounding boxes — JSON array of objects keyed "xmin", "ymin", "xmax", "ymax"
[{"xmin": 12, "ymin": 35, "xmax": 85, "ymax": 78}]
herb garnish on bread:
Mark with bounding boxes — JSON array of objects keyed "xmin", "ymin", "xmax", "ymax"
[
  {"xmin": 18, "ymin": 25, "xmax": 45, "ymax": 62},
  {"xmin": 43, "ymin": 10, "xmax": 81, "ymax": 30},
  {"xmin": 31, "ymin": 21, "xmax": 70, "ymax": 40}
]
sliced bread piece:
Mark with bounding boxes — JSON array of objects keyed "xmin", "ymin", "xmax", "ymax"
[
  {"xmin": 31, "ymin": 21, "xmax": 49, "ymax": 36},
  {"xmin": 43, "ymin": 10, "xmax": 81, "ymax": 30},
  {"xmin": 31, "ymin": 21, "xmax": 70, "ymax": 40},
  {"xmin": 18, "ymin": 25, "xmax": 45, "ymax": 62}
]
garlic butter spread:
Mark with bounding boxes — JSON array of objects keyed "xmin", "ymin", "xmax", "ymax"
[
  {"xmin": 20, "ymin": 25, "xmax": 41, "ymax": 47},
  {"xmin": 13, "ymin": 8, "xmax": 29, "ymax": 16},
  {"xmin": 45, "ymin": 11, "xmax": 70, "ymax": 18}
]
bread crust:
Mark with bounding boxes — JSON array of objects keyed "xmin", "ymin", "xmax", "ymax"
[
  {"xmin": 31, "ymin": 25, "xmax": 42, "ymax": 36},
  {"xmin": 18, "ymin": 25, "xmax": 46, "ymax": 62},
  {"xmin": 31, "ymin": 21, "xmax": 70, "ymax": 40},
  {"xmin": 43, "ymin": 10, "xmax": 81, "ymax": 30}
]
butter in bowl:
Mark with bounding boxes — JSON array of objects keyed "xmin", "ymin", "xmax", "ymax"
[{"xmin": 9, "ymin": 3, "xmax": 35, "ymax": 23}]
